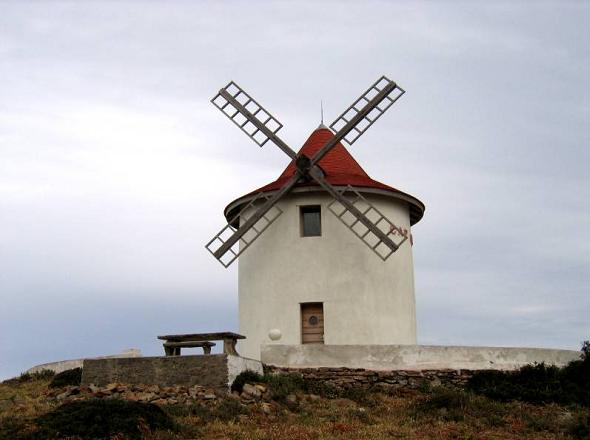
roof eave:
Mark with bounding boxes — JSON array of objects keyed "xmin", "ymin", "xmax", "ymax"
[{"xmin": 223, "ymin": 185, "xmax": 425, "ymax": 227}]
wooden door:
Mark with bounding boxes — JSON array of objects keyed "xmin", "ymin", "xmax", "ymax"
[{"xmin": 301, "ymin": 303, "xmax": 324, "ymax": 344}]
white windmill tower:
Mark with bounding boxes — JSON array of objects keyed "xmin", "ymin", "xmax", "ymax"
[{"xmin": 206, "ymin": 77, "xmax": 425, "ymax": 360}]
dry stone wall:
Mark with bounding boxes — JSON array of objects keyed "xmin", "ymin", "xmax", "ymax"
[
  {"xmin": 80, "ymin": 353, "xmax": 479, "ymax": 394},
  {"xmin": 265, "ymin": 366, "xmax": 476, "ymax": 391}
]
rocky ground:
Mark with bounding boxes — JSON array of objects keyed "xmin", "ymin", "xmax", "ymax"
[
  {"xmin": 1, "ymin": 374, "xmax": 589, "ymax": 439},
  {"xmin": 44, "ymin": 383, "xmax": 224, "ymax": 405}
]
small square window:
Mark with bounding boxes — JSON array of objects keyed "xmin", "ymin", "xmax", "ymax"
[{"xmin": 300, "ymin": 205, "xmax": 321, "ymax": 237}]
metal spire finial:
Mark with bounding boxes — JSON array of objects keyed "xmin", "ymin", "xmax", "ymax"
[{"xmin": 321, "ymin": 100, "xmax": 324, "ymax": 125}]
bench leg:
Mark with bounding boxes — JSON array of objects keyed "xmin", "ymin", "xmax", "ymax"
[
  {"xmin": 164, "ymin": 345, "xmax": 172, "ymax": 356},
  {"xmin": 173, "ymin": 347, "xmax": 181, "ymax": 356},
  {"xmin": 203, "ymin": 346, "xmax": 211, "ymax": 355},
  {"xmin": 223, "ymin": 338, "xmax": 239, "ymax": 356}
]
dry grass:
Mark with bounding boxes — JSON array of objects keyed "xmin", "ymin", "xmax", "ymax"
[
  {"xmin": 117, "ymin": 391, "xmax": 589, "ymax": 440},
  {"xmin": 0, "ymin": 376, "xmax": 56, "ymax": 419},
  {"xmin": 175, "ymin": 393, "xmax": 576, "ymax": 440},
  {"xmin": 1, "ymin": 377, "xmax": 589, "ymax": 440}
]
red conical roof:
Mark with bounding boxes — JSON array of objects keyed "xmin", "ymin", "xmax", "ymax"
[
  {"xmin": 225, "ymin": 126, "xmax": 425, "ymax": 225},
  {"xmin": 255, "ymin": 126, "xmax": 402, "ymax": 194}
]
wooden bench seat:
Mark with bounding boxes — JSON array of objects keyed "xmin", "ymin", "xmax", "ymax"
[{"xmin": 162, "ymin": 341, "xmax": 216, "ymax": 356}]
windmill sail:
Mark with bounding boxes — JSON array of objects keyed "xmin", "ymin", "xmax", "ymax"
[
  {"xmin": 206, "ymin": 76, "xmax": 409, "ymax": 267},
  {"xmin": 329, "ymin": 76, "xmax": 405, "ymax": 147}
]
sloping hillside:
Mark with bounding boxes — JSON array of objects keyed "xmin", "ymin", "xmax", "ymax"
[{"xmin": 1, "ymin": 368, "xmax": 589, "ymax": 440}]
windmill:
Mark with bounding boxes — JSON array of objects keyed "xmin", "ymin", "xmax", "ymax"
[{"xmin": 206, "ymin": 76, "xmax": 408, "ymax": 268}]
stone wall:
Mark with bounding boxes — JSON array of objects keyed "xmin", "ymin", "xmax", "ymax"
[
  {"xmin": 81, "ymin": 354, "xmax": 263, "ymax": 391},
  {"xmin": 265, "ymin": 366, "xmax": 475, "ymax": 391},
  {"xmin": 82, "ymin": 355, "xmax": 230, "ymax": 390}
]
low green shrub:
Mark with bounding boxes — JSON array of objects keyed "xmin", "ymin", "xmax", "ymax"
[
  {"xmin": 265, "ymin": 373, "xmax": 357, "ymax": 402},
  {"xmin": 165, "ymin": 398, "xmax": 247, "ymax": 423},
  {"xmin": 232, "ymin": 370, "xmax": 380, "ymax": 403},
  {"xmin": 412, "ymin": 386, "xmax": 507, "ymax": 427},
  {"xmin": 2, "ymin": 370, "xmax": 55, "ymax": 385},
  {"xmin": 304, "ymin": 380, "xmax": 340, "ymax": 399},
  {"xmin": 48, "ymin": 368, "xmax": 82, "ymax": 388},
  {"xmin": 560, "ymin": 359, "xmax": 590, "ymax": 407},
  {"xmin": 568, "ymin": 410, "xmax": 590, "ymax": 440},
  {"xmin": 264, "ymin": 373, "xmax": 306, "ymax": 402},
  {"xmin": 164, "ymin": 402, "xmax": 216, "ymax": 424},
  {"xmin": 232, "ymin": 370, "xmax": 306, "ymax": 401},
  {"xmin": 341, "ymin": 387, "xmax": 377, "ymax": 406},
  {"xmin": 32, "ymin": 399, "xmax": 175, "ymax": 439},
  {"xmin": 215, "ymin": 398, "xmax": 248, "ymax": 421},
  {"xmin": 28, "ymin": 369, "xmax": 55, "ymax": 381},
  {"xmin": 231, "ymin": 370, "xmax": 263, "ymax": 393},
  {"xmin": 468, "ymin": 363, "xmax": 563, "ymax": 404},
  {"xmin": 0, "ymin": 416, "xmax": 32, "ymax": 440},
  {"xmin": 468, "ymin": 341, "xmax": 590, "ymax": 406},
  {"xmin": 417, "ymin": 380, "xmax": 431, "ymax": 394},
  {"xmin": 520, "ymin": 410, "xmax": 562, "ymax": 434},
  {"xmin": 345, "ymin": 407, "xmax": 376, "ymax": 425}
]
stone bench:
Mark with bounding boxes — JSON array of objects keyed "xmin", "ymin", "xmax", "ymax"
[
  {"xmin": 158, "ymin": 332, "xmax": 246, "ymax": 356},
  {"xmin": 163, "ymin": 341, "xmax": 216, "ymax": 356}
]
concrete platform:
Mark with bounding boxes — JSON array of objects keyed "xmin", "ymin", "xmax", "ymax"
[{"xmin": 261, "ymin": 344, "xmax": 581, "ymax": 371}]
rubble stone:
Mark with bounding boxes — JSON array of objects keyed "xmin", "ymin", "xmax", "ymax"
[
  {"xmin": 241, "ymin": 383, "xmax": 261, "ymax": 399},
  {"xmin": 43, "ymin": 365, "xmax": 479, "ymax": 410},
  {"xmin": 254, "ymin": 384, "xmax": 267, "ymax": 393},
  {"xmin": 264, "ymin": 366, "xmax": 475, "ymax": 391}
]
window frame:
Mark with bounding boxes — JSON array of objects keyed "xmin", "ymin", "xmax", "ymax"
[{"xmin": 299, "ymin": 205, "xmax": 322, "ymax": 237}]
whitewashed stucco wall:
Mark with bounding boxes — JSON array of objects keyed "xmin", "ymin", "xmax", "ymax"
[
  {"xmin": 261, "ymin": 344, "xmax": 582, "ymax": 371},
  {"xmin": 237, "ymin": 190, "xmax": 417, "ymax": 360}
]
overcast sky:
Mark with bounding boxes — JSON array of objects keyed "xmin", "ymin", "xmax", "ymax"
[{"xmin": 1, "ymin": 1, "xmax": 589, "ymax": 380}]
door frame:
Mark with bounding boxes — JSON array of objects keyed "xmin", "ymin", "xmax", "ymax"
[{"xmin": 300, "ymin": 302, "xmax": 324, "ymax": 344}]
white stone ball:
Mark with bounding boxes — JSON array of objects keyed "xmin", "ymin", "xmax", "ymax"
[{"xmin": 268, "ymin": 329, "xmax": 282, "ymax": 341}]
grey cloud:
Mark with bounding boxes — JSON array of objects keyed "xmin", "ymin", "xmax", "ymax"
[{"xmin": 1, "ymin": 1, "xmax": 589, "ymax": 379}]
